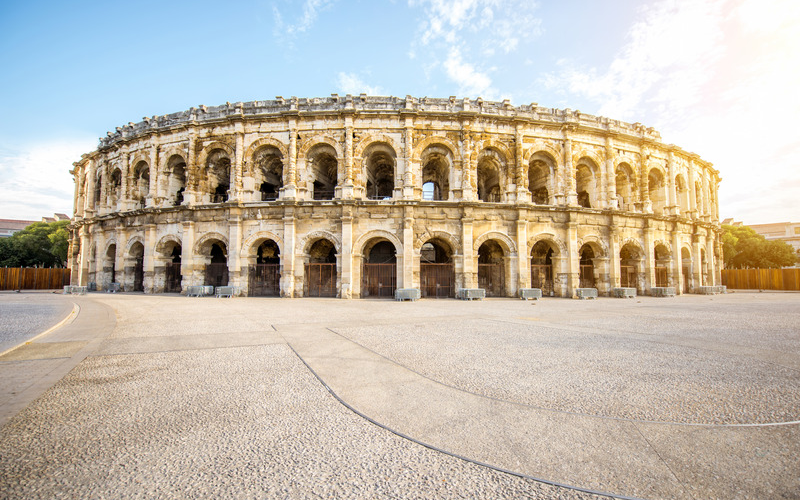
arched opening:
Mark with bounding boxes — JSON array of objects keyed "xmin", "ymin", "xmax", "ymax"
[
  {"xmin": 305, "ymin": 239, "xmax": 337, "ymax": 297},
  {"xmin": 206, "ymin": 150, "xmax": 231, "ymax": 203},
  {"xmin": 167, "ymin": 155, "xmax": 186, "ymax": 207},
  {"xmin": 365, "ymin": 145, "xmax": 396, "ymax": 200},
  {"xmin": 132, "ymin": 161, "xmax": 150, "ymax": 208},
  {"xmin": 619, "ymin": 243, "xmax": 642, "ymax": 291},
  {"xmin": 615, "ymin": 164, "xmax": 634, "ymax": 212},
  {"xmin": 109, "ymin": 168, "xmax": 122, "ymax": 208},
  {"xmin": 128, "ymin": 241, "xmax": 144, "ymax": 292},
  {"xmin": 104, "ymin": 244, "xmax": 117, "ymax": 287},
  {"xmin": 419, "ymin": 239, "xmax": 454, "ymax": 298},
  {"xmin": 579, "ymin": 245, "xmax": 596, "ymax": 288},
  {"xmin": 531, "ymin": 241, "xmax": 555, "ymax": 296},
  {"xmin": 249, "ymin": 239, "xmax": 281, "ymax": 296},
  {"xmin": 477, "ymin": 152, "xmax": 503, "ymax": 202},
  {"xmin": 654, "ymin": 244, "xmax": 670, "ymax": 287},
  {"xmin": 648, "ymin": 169, "xmax": 666, "ymax": 215},
  {"xmin": 421, "ymin": 146, "xmax": 450, "ymax": 201},
  {"xmin": 164, "ymin": 244, "xmax": 182, "ymax": 293},
  {"xmin": 681, "ymin": 247, "xmax": 692, "ymax": 293},
  {"xmin": 362, "ymin": 240, "xmax": 397, "ymax": 298},
  {"xmin": 204, "ymin": 242, "xmax": 229, "ymax": 287},
  {"xmin": 308, "ymin": 145, "xmax": 338, "ymax": 200},
  {"xmin": 254, "ymin": 147, "xmax": 283, "ymax": 201},
  {"xmin": 528, "ymin": 159, "xmax": 550, "ymax": 205},
  {"xmin": 477, "ymin": 240, "xmax": 505, "ymax": 296},
  {"xmin": 576, "ymin": 159, "xmax": 598, "ymax": 208}
]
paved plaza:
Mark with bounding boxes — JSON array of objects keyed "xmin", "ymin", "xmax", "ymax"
[{"xmin": 0, "ymin": 291, "xmax": 798, "ymax": 499}]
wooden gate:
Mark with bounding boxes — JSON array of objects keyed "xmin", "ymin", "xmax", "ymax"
[
  {"xmin": 478, "ymin": 263, "xmax": 504, "ymax": 297},
  {"xmin": 304, "ymin": 263, "xmax": 336, "ymax": 297},
  {"xmin": 420, "ymin": 263, "xmax": 455, "ymax": 298},
  {"xmin": 655, "ymin": 267, "xmax": 668, "ymax": 287},
  {"xmin": 164, "ymin": 262, "xmax": 182, "ymax": 293},
  {"xmin": 579, "ymin": 264, "xmax": 595, "ymax": 288},
  {"xmin": 530, "ymin": 265, "xmax": 553, "ymax": 295},
  {"xmin": 620, "ymin": 265, "xmax": 637, "ymax": 289},
  {"xmin": 249, "ymin": 264, "xmax": 280, "ymax": 296},
  {"xmin": 133, "ymin": 259, "xmax": 144, "ymax": 292},
  {"xmin": 362, "ymin": 263, "xmax": 396, "ymax": 298},
  {"xmin": 205, "ymin": 263, "xmax": 228, "ymax": 288}
]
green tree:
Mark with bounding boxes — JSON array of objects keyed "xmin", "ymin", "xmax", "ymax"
[
  {"xmin": 0, "ymin": 220, "xmax": 70, "ymax": 268},
  {"xmin": 722, "ymin": 224, "xmax": 797, "ymax": 269}
]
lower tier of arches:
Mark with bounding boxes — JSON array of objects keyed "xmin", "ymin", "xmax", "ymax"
[{"xmin": 69, "ymin": 203, "xmax": 722, "ymax": 298}]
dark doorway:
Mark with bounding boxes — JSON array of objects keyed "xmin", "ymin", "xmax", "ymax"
[
  {"xmin": 420, "ymin": 240, "xmax": 454, "ymax": 298},
  {"xmin": 164, "ymin": 245, "xmax": 182, "ymax": 293},
  {"xmin": 362, "ymin": 240, "xmax": 396, "ymax": 298},
  {"xmin": 205, "ymin": 243, "xmax": 228, "ymax": 287},
  {"xmin": 477, "ymin": 240, "xmax": 505, "ymax": 296},
  {"xmin": 531, "ymin": 241, "xmax": 555, "ymax": 296},
  {"xmin": 579, "ymin": 246, "xmax": 595, "ymax": 288},
  {"xmin": 305, "ymin": 239, "xmax": 337, "ymax": 297},
  {"xmin": 249, "ymin": 240, "xmax": 281, "ymax": 296}
]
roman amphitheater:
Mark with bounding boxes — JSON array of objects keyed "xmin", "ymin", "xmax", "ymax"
[{"xmin": 68, "ymin": 95, "xmax": 721, "ymax": 298}]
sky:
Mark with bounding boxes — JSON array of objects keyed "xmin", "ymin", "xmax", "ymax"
[{"xmin": 1, "ymin": 0, "xmax": 798, "ymax": 225}]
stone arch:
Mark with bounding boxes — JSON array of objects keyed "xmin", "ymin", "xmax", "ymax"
[
  {"xmin": 194, "ymin": 232, "xmax": 230, "ymax": 256},
  {"xmin": 240, "ymin": 230, "xmax": 284, "ymax": 258},
  {"xmin": 575, "ymin": 156, "xmax": 601, "ymax": 208},
  {"xmin": 155, "ymin": 234, "xmax": 182, "ymax": 255},
  {"xmin": 578, "ymin": 235, "xmax": 608, "ymax": 258},
  {"xmin": 419, "ymin": 142, "xmax": 454, "ymax": 201},
  {"xmin": 528, "ymin": 233, "xmax": 567, "ymax": 255},
  {"xmin": 299, "ymin": 230, "xmax": 342, "ymax": 255},
  {"xmin": 297, "ymin": 135, "xmax": 344, "ymax": 160},
  {"xmin": 197, "ymin": 141, "xmax": 235, "ymax": 167},
  {"xmin": 476, "ymin": 147, "xmax": 508, "ymax": 202},
  {"xmin": 615, "ymin": 162, "xmax": 636, "ymax": 211},
  {"xmin": 477, "ymin": 140, "xmax": 513, "ymax": 164},
  {"xmin": 354, "ymin": 229, "xmax": 403, "ymax": 257},
  {"xmin": 414, "ymin": 230, "xmax": 460, "ymax": 253},
  {"xmin": 159, "ymin": 145, "xmax": 188, "ymax": 171},
  {"xmin": 524, "ymin": 142, "xmax": 561, "ymax": 163},
  {"xmin": 103, "ymin": 239, "xmax": 118, "ymax": 257},
  {"xmin": 354, "ymin": 134, "xmax": 401, "ymax": 159},
  {"xmin": 619, "ymin": 237, "xmax": 645, "ymax": 257},
  {"xmin": 473, "ymin": 231, "xmax": 517, "ymax": 256},
  {"xmin": 648, "ymin": 166, "xmax": 668, "ymax": 215},
  {"xmin": 653, "ymin": 239, "xmax": 672, "ymax": 256},
  {"xmin": 125, "ymin": 235, "xmax": 145, "ymax": 255},
  {"xmin": 359, "ymin": 140, "xmax": 398, "ymax": 199},
  {"xmin": 244, "ymin": 137, "xmax": 289, "ymax": 166},
  {"xmin": 412, "ymin": 135, "xmax": 461, "ymax": 163},
  {"xmin": 573, "ymin": 149, "xmax": 603, "ymax": 169}
]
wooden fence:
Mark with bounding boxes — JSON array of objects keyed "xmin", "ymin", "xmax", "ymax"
[
  {"xmin": 721, "ymin": 268, "xmax": 800, "ymax": 291},
  {"xmin": 0, "ymin": 268, "xmax": 71, "ymax": 291}
]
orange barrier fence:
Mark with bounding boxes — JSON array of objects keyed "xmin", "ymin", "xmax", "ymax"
[
  {"xmin": 0, "ymin": 268, "xmax": 71, "ymax": 291},
  {"xmin": 721, "ymin": 268, "xmax": 800, "ymax": 291}
]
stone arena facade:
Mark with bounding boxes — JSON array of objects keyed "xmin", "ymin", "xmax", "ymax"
[{"xmin": 68, "ymin": 95, "xmax": 722, "ymax": 298}]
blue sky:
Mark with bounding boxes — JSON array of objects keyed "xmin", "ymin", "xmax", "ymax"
[{"xmin": 1, "ymin": 0, "xmax": 798, "ymax": 224}]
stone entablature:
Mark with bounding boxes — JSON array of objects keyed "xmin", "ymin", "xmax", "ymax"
[{"xmin": 68, "ymin": 95, "xmax": 722, "ymax": 298}]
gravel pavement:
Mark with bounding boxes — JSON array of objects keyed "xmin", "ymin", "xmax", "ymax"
[{"xmin": 0, "ymin": 292, "xmax": 74, "ymax": 353}]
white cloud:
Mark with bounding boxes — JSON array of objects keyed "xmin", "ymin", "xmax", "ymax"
[
  {"xmin": 0, "ymin": 138, "xmax": 95, "ymax": 220},
  {"xmin": 273, "ymin": 0, "xmax": 335, "ymax": 44},
  {"xmin": 409, "ymin": 0, "xmax": 541, "ymax": 99},
  {"xmin": 443, "ymin": 47, "xmax": 496, "ymax": 98},
  {"xmin": 335, "ymin": 73, "xmax": 385, "ymax": 96}
]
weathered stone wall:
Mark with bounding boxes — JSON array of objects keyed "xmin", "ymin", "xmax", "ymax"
[{"xmin": 68, "ymin": 95, "xmax": 721, "ymax": 297}]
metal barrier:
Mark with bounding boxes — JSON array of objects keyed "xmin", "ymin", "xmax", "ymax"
[
  {"xmin": 651, "ymin": 286, "xmax": 676, "ymax": 297},
  {"xmin": 518, "ymin": 288, "xmax": 543, "ymax": 300},
  {"xmin": 575, "ymin": 288, "xmax": 598, "ymax": 299},
  {"xmin": 395, "ymin": 288, "xmax": 421, "ymax": 301},
  {"xmin": 107, "ymin": 282, "xmax": 121, "ymax": 293},
  {"xmin": 186, "ymin": 285, "xmax": 214, "ymax": 297},
  {"xmin": 458, "ymin": 288, "xmax": 486, "ymax": 300},
  {"xmin": 612, "ymin": 287, "xmax": 636, "ymax": 298},
  {"xmin": 215, "ymin": 286, "xmax": 235, "ymax": 298}
]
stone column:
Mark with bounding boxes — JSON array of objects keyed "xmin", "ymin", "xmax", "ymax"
[
  {"xmin": 666, "ymin": 151, "xmax": 677, "ymax": 215},
  {"xmin": 563, "ymin": 134, "xmax": 576, "ymax": 206},
  {"xmin": 85, "ymin": 160, "xmax": 96, "ymax": 216},
  {"xmin": 402, "ymin": 210, "xmax": 415, "ymax": 288},
  {"xmin": 78, "ymin": 225, "xmax": 90, "ymax": 286},
  {"xmin": 461, "ymin": 213, "xmax": 474, "ymax": 289},
  {"xmin": 185, "ymin": 136, "xmax": 198, "ymax": 205},
  {"xmin": 702, "ymin": 173, "xmax": 710, "ymax": 222},
  {"xmin": 513, "ymin": 123, "xmax": 526, "ymax": 203},
  {"xmin": 688, "ymin": 160, "xmax": 697, "ymax": 219},
  {"xmin": 672, "ymin": 226, "xmax": 683, "ymax": 294},
  {"xmin": 340, "ymin": 117, "xmax": 355, "ymax": 199},
  {"xmin": 402, "ymin": 119, "xmax": 415, "ymax": 200},
  {"xmin": 181, "ymin": 221, "xmax": 195, "ymax": 291},
  {"xmin": 460, "ymin": 122, "xmax": 474, "ymax": 201},
  {"xmin": 566, "ymin": 221, "xmax": 579, "ymax": 296},
  {"xmin": 602, "ymin": 138, "xmax": 614, "ymax": 209},
  {"xmin": 282, "ymin": 210, "xmax": 296, "ymax": 297},
  {"xmin": 643, "ymin": 222, "xmax": 655, "ymax": 294},
  {"xmin": 144, "ymin": 224, "xmax": 157, "ymax": 293},
  {"xmin": 640, "ymin": 145, "xmax": 652, "ymax": 213},
  {"xmin": 283, "ymin": 118, "xmax": 298, "ymax": 199},
  {"xmin": 340, "ymin": 209, "xmax": 353, "ymax": 298},
  {"xmin": 692, "ymin": 232, "xmax": 702, "ymax": 291},
  {"xmin": 231, "ymin": 128, "xmax": 244, "ymax": 201},
  {"xmin": 516, "ymin": 217, "xmax": 529, "ymax": 289},
  {"xmin": 706, "ymin": 235, "xmax": 716, "ymax": 286},
  {"xmin": 229, "ymin": 211, "xmax": 243, "ymax": 292},
  {"xmin": 608, "ymin": 222, "xmax": 619, "ymax": 289},
  {"xmin": 148, "ymin": 144, "xmax": 159, "ymax": 207}
]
